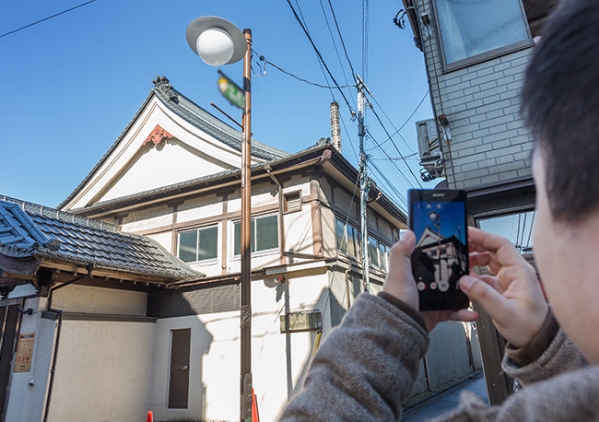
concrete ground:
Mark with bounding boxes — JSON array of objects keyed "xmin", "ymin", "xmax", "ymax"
[{"xmin": 401, "ymin": 372, "xmax": 488, "ymax": 421}]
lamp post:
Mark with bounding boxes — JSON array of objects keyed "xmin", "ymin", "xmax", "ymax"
[{"xmin": 186, "ymin": 16, "xmax": 253, "ymax": 422}]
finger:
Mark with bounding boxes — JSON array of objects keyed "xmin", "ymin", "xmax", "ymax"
[
  {"xmin": 459, "ymin": 275, "xmax": 513, "ymax": 320},
  {"xmin": 450, "ymin": 308, "xmax": 479, "ymax": 323},
  {"xmin": 468, "ymin": 227, "xmax": 524, "ymax": 268},
  {"xmin": 469, "ymin": 251, "xmax": 491, "ymax": 268},
  {"xmin": 476, "ymin": 274, "xmax": 507, "ymax": 293}
]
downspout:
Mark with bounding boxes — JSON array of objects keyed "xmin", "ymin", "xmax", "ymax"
[
  {"xmin": 43, "ymin": 264, "xmax": 93, "ymax": 422},
  {"xmin": 265, "ymin": 165, "xmax": 286, "ymax": 265}
]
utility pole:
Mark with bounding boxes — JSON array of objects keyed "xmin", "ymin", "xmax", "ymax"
[{"xmin": 357, "ymin": 75, "xmax": 371, "ymax": 293}]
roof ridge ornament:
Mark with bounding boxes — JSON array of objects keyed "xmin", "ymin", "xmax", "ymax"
[
  {"xmin": 142, "ymin": 124, "xmax": 175, "ymax": 147},
  {"xmin": 152, "ymin": 75, "xmax": 178, "ymax": 103}
]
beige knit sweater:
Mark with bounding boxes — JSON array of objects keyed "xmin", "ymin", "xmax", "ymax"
[{"xmin": 280, "ymin": 293, "xmax": 595, "ymax": 421}]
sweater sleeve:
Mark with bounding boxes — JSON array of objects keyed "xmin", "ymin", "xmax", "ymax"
[
  {"xmin": 502, "ymin": 326, "xmax": 588, "ymax": 386},
  {"xmin": 279, "ymin": 292, "xmax": 429, "ymax": 421}
]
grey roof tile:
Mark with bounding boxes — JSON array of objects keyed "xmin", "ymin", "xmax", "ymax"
[{"xmin": 0, "ymin": 197, "xmax": 200, "ymax": 281}]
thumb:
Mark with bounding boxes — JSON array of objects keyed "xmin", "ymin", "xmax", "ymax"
[
  {"xmin": 394, "ymin": 230, "xmax": 416, "ymax": 258},
  {"xmin": 386, "ymin": 231, "xmax": 416, "ymax": 282},
  {"xmin": 459, "ymin": 275, "xmax": 509, "ymax": 319},
  {"xmin": 383, "ymin": 230, "xmax": 417, "ymax": 308}
]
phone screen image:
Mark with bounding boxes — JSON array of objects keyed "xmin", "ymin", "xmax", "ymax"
[{"xmin": 409, "ymin": 189, "xmax": 469, "ymax": 311}]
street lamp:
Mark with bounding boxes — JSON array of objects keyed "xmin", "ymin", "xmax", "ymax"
[{"xmin": 186, "ymin": 16, "xmax": 253, "ymax": 422}]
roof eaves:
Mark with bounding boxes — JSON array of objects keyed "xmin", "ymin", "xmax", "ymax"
[
  {"xmin": 153, "ymin": 82, "xmax": 288, "ymax": 160},
  {"xmin": 58, "ymin": 90, "xmax": 157, "ymax": 210}
]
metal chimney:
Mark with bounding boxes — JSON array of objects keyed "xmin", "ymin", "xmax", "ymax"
[{"xmin": 330, "ymin": 101, "xmax": 342, "ymax": 153}]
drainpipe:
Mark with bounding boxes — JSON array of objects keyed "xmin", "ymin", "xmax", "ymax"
[
  {"xmin": 43, "ymin": 264, "xmax": 93, "ymax": 422},
  {"xmin": 265, "ymin": 165, "xmax": 286, "ymax": 265}
]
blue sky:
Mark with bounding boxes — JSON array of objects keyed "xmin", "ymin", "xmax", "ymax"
[
  {"xmin": 1, "ymin": 0, "xmax": 436, "ymax": 210},
  {"xmin": 411, "ymin": 199, "xmax": 467, "ymax": 244}
]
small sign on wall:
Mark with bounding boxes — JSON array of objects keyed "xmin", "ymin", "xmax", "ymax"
[
  {"xmin": 14, "ymin": 333, "xmax": 35, "ymax": 373},
  {"xmin": 280, "ymin": 311, "xmax": 322, "ymax": 333}
]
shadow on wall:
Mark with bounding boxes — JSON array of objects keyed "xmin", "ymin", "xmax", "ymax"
[{"xmin": 148, "ymin": 287, "xmax": 218, "ymax": 420}]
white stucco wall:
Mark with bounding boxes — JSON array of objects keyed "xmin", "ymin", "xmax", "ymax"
[
  {"xmin": 46, "ymin": 319, "xmax": 155, "ymax": 422},
  {"xmin": 150, "ymin": 270, "xmax": 331, "ymax": 422}
]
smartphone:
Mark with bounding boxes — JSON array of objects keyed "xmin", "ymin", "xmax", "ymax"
[{"xmin": 408, "ymin": 189, "xmax": 469, "ymax": 311}]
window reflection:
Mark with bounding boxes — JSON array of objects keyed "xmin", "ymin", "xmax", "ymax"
[{"xmin": 478, "ymin": 211, "xmax": 535, "ymax": 253}]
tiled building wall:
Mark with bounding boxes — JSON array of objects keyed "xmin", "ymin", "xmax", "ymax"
[{"xmin": 417, "ymin": 0, "xmax": 535, "ymax": 189}]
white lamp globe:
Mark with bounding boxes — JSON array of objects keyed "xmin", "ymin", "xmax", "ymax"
[{"xmin": 196, "ymin": 28, "xmax": 234, "ymax": 66}]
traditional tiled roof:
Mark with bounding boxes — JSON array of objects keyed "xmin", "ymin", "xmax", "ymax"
[
  {"xmin": 0, "ymin": 197, "xmax": 199, "ymax": 281},
  {"xmin": 152, "ymin": 76, "xmax": 287, "ymax": 160},
  {"xmin": 59, "ymin": 75, "xmax": 287, "ymax": 209}
]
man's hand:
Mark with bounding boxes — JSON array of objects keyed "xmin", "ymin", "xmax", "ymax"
[
  {"xmin": 459, "ymin": 227, "xmax": 548, "ymax": 347},
  {"xmin": 383, "ymin": 230, "xmax": 478, "ymax": 332}
]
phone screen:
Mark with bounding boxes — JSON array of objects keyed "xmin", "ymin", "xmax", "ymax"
[{"xmin": 408, "ymin": 189, "xmax": 470, "ymax": 311}]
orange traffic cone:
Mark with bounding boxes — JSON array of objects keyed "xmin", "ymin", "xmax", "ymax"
[
  {"xmin": 146, "ymin": 411, "xmax": 153, "ymax": 422},
  {"xmin": 251, "ymin": 389, "xmax": 260, "ymax": 422}
]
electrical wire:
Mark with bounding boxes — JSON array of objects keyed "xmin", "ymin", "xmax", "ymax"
[
  {"xmin": 362, "ymin": 0, "xmax": 369, "ymax": 82},
  {"xmin": 254, "ymin": 52, "xmax": 353, "ymax": 89},
  {"xmin": 285, "ymin": 0, "xmax": 355, "ymax": 112},
  {"xmin": 368, "ymin": 106, "xmax": 423, "ymax": 187},
  {"xmin": 366, "ymin": 90, "xmax": 429, "ymax": 152},
  {"xmin": 0, "ymin": 0, "xmax": 97, "ymax": 39},
  {"xmin": 365, "ymin": 128, "xmax": 414, "ymax": 186},
  {"xmin": 368, "ymin": 160, "xmax": 408, "ymax": 209},
  {"xmin": 325, "ymin": 0, "xmax": 357, "ymax": 81}
]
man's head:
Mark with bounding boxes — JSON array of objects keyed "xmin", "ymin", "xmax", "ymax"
[
  {"xmin": 522, "ymin": 0, "xmax": 599, "ymax": 224},
  {"xmin": 523, "ymin": 0, "xmax": 599, "ymax": 362}
]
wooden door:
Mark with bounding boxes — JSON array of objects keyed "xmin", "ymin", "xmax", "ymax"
[{"xmin": 168, "ymin": 328, "xmax": 191, "ymax": 409}]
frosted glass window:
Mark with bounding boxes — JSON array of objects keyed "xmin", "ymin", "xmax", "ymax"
[
  {"xmin": 234, "ymin": 215, "xmax": 278, "ymax": 255},
  {"xmin": 335, "ymin": 218, "xmax": 360, "ymax": 258},
  {"xmin": 178, "ymin": 225, "xmax": 218, "ymax": 263},
  {"xmin": 435, "ymin": 0, "xmax": 530, "ymax": 68}
]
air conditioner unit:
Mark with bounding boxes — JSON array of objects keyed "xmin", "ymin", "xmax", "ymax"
[{"xmin": 416, "ymin": 119, "xmax": 440, "ymax": 162}]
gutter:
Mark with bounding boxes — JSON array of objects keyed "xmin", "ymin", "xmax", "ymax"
[{"xmin": 42, "ymin": 264, "xmax": 93, "ymax": 422}]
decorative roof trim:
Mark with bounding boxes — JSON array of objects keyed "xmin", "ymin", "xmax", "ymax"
[{"xmin": 142, "ymin": 124, "xmax": 174, "ymax": 147}]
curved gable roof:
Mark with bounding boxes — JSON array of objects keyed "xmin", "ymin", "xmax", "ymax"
[{"xmin": 59, "ymin": 76, "xmax": 287, "ymax": 209}]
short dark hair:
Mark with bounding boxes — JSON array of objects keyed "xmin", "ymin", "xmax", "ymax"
[{"xmin": 521, "ymin": 0, "xmax": 599, "ymax": 223}]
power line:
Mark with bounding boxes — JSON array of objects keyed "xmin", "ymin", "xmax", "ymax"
[
  {"xmin": 324, "ymin": 0, "xmax": 357, "ymax": 82},
  {"xmin": 254, "ymin": 52, "xmax": 353, "ymax": 89},
  {"xmin": 0, "ymin": 0, "xmax": 97, "ymax": 40},
  {"xmin": 361, "ymin": 0, "xmax": 369, "ymax": 82},
  {"xmin": 285, "ymin": 0, "xmax": 355, "ymax": 112},
  {"xmin": 368, "ymin": 106, "xmax": 423, "ymax": 187},
  {"xmin": 366, "ymin": 90, "xmax": 429, "ymax": 152}
]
